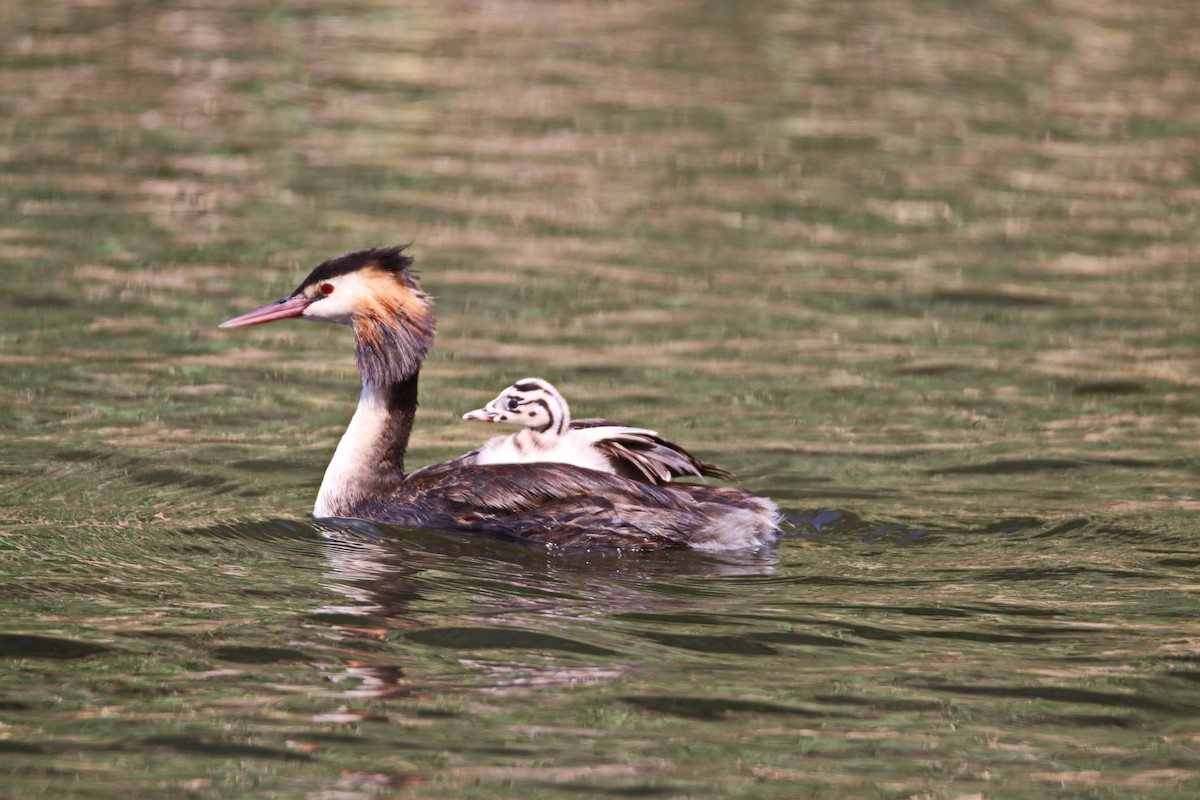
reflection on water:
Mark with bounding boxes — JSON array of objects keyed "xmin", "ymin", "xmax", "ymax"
[
  {"xmin": 3, "ymin": 0, "xmax": 1200, "ymax": 796},
  {"xmin": 314, "ymin": 518, "xmax": 782, "ymax": 695}
]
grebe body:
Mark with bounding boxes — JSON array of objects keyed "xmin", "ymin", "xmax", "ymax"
[{"xmin": 219, "ymin": 247, "xmax": 780, "ymax": 551}]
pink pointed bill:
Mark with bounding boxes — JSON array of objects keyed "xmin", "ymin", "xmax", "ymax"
[
  {"xmin": 219, "ymin": 295, "xmax": 312, "ymax": 329},
  {"xmin": 462, "ymin": 409, "xmax": 502, "ymax": 422}
]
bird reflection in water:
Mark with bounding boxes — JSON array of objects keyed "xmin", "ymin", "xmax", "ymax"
[{"xmin": 311, "ymin": 519, "xmax": 778, "ymax": 697}]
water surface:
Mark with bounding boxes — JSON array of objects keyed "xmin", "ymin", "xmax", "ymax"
[{"xmin": 2, "ymin": 0, "xmax": 1199, "ymax": 797}]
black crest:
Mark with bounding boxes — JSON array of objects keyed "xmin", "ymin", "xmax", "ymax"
[{"xmin": 293, "ymin": 245, "xmax": 416, "ymax": 294}]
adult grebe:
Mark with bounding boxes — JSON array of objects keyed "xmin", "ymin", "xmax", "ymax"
[
  {"xmin": 219, "ymin": 246, "xmax": 781, "ymax": 551},
  {"xmin": 463, "ymin": 377, "xmax": 733, "ymax": 484}
]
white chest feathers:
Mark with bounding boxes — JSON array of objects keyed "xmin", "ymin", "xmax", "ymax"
[{"xmin": 473, "ymin": 428, "xmax": 614, "ymax": 474}]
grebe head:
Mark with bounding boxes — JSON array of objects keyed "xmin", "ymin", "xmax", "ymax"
[
  {"xmin": 462, "ymin": 378, "xmax": 570, "ymax": 435},
  {"xmin": 219, "ymin": 246, "xmax": 435, "ymax": 385}
]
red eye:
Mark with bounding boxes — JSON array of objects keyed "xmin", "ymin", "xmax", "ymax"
[{"xmin": 319, "ymin": 283, "xmax": 334, "ymax": 295}]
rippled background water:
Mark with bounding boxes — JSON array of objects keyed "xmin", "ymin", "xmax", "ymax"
[{"xmin": 2, "ymin": 0, "xmax": 1199, "ymax": 797}]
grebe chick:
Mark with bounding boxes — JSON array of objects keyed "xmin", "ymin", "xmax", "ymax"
[
  {"xmin": 218, "ymin": 246, "xmax": 781, "ymax": 551},
  {"xmin": 463, "ymin": 378, "xmax": 734, "ymax": 485}
]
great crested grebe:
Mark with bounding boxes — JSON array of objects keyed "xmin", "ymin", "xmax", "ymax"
[
  {"xmin": 219, "ymin": 246, "xmax": 781, "ymax": 551},
  {"xmin": 463, "ymin": 377, "xmax": 733, "ymax": 485}
]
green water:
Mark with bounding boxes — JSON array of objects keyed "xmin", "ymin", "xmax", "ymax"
[{"xmin": 2, "ymin": 0, "xmax": 1199, "ymax": 797}]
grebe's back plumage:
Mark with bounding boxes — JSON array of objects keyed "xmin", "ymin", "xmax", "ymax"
[
  {"xmin": 219, "ymin": 246, "xmax": 781, "ymax": 551},
  {"xmin": 462, "ymin": 378, "xmax": 734, "ymax": 485}
]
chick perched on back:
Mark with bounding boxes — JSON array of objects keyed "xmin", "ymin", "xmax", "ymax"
[{"xmin": 463, "ymin": 378, "xmax": 733, "ymax": 485}]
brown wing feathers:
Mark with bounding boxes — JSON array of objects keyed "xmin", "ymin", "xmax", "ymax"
[
  {"xmin": 570, "ymin": 419, "xmax": 735, "ymax": 483},
  {"xmin": 348, "ymin": 461, "xmax": 766, "ymax": 550}
]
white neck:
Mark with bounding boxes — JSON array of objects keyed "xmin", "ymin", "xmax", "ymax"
[{"xmin": 313, "ymin": 383, "xmax": 390, "ymax": 518}]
